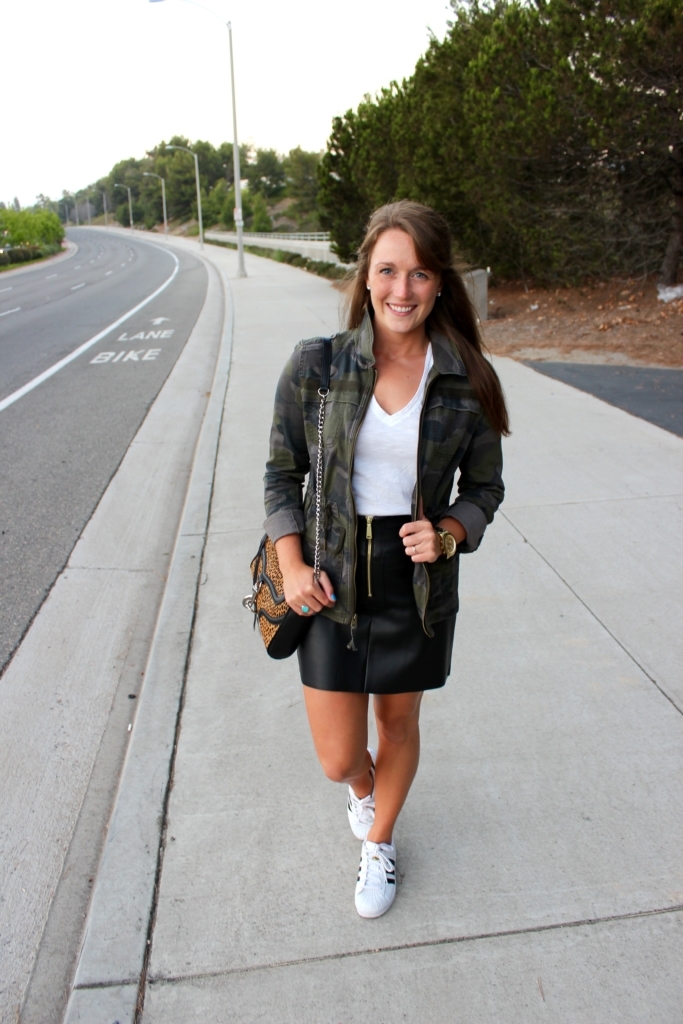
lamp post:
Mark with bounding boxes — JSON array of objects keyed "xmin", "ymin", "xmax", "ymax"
[
  {"xmin": 102, "ymin": 191, "xmax": 109, "ymax": 228},
  {"xmin": 150, "ymin": 0, "xmax": 246, "ymax": 276},
  {"xmin": 226, "ymin": 21, "xmax": 246, "ymax": 277},
  {"xmin": 63, "ymin": 197, "xmax": 70, "ymax": 226},
  {"xmin": 84, "ymin": 194, "xmax": 92, "ymax": 226},
  {"xmin": 143, "ymin": 171, "xmax": 168, "ymax": 238},
  {"xmin": 114, "ymin": 183, "xmax": 134, "ymax": 230},
  {"xmin": 167, "ymin": 144, "xmax": 203, "ymax": 249}
]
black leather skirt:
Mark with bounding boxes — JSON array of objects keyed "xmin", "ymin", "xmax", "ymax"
[{"xmin": 297, "ymin": 515, "xmax": 456, "ymax": 694}]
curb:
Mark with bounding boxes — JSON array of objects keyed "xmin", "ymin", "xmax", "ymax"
[{"xmin": 63, "ymin": 247, "xmax": 234, "ymax": 1023}]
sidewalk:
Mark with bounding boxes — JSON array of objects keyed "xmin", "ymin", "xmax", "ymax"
[{"xmin": 68, "ymin": 241, "xmax": 682, "ymax": 1022}]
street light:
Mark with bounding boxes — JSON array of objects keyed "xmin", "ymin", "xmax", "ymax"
[
  {"xmin": 114, "ymin": 183, "xmax": 134, "ymax": 230},
  {"xmin": 102, "ymin": 191, "xmax": 109, "ymax": 228},
  {"xmin": 150, "ymin": 0, "xmax": 246, "ymax": 276},
  {"xmin": 143, "ymin": 171, "xmax": 168, "ymax": 238},
  {"xmin": 166, "ymin": 144, "xmax": 203, "ymax": 249}
]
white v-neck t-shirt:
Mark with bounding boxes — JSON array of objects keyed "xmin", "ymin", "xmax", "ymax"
[{"xmin": 352, "ymin": 345, "xmax": 434, "ymax": 516}]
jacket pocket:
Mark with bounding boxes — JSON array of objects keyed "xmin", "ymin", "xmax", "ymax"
[
  {"xmin": 422, "ymin": 395, "xmax": 479, "ymax": 464},
  {"xmin": 303, "ymin": 389, "xmax": 358, "ymax": 447},
  {"xmin": 304, "ymin": 502, "xmax": 345, "ymax": 556}
]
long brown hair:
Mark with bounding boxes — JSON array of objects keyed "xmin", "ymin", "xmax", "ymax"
[{"xmin": 346, "ymin": 200, "xmax": 510, "ymax": 436}]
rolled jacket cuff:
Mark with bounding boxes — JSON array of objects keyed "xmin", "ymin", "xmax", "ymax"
[
  {"xmin": 263, "ymin": 508, "xmax": 305, "ymax": 544},
  {"xmin": 445, "ymin": 500, "xmax": 488, "ymax": 553}
]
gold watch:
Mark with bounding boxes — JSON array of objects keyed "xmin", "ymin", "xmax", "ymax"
[{"xmin": 436, "ymin": 529, "xmax": 457, "ymax": 559}]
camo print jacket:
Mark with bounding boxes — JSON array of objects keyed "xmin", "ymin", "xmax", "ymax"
[{"xmin": 263, "ymin": 312, "xmax": 504, "ymax": 635}]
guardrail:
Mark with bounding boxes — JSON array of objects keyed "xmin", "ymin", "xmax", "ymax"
[{"xmin": 243, "ymin": 231, "xmax": 331, "ymax": 241}]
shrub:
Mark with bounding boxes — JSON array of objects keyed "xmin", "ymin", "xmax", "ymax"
[
  {"xmin": 0, "ymin": 209, "xmax": 64, "ymax": 249},
  {"xmin": 0, "ymin": 245, "xmax": 42, "ymax": 266}
]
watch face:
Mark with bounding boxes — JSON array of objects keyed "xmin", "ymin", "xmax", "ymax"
[{"xmin": 439, "ymin": 530, "xmax": 457, "ymax": 557}]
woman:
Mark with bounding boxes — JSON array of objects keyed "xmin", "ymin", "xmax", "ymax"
[{"xmin": 264, "ymin": 200, "xmax": 509, "ymax": 918}]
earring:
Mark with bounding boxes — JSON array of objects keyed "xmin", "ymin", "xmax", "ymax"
[
  {"xmin": 437, "ymin": 291, "xmax": 442, "ymax": 297},
  {"xmin": 366, "ymin": 285, "xmax": 370, "ymax": 290}
]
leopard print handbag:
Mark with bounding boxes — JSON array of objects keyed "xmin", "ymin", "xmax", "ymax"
[{"xmin": 243, "ymin": 338, "xmax": 332, "ymax": 660}]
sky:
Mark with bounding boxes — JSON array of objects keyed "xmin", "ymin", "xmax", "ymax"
[{"xmin": 3, "ymin": 0, "xmax": 453, "ymax": 208}]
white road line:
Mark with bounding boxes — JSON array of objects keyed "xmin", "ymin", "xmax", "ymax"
[
  {"xmin": 0, "ymin": 248, "xmax": 180, "ymax": 413},
  {"xmin": 46, "ymin": 274, "xmax": 58, "ymax": 279},
  {"xmin": 71, "ymin": 282, "xmax": 85, "ymax": 291},
  {"xmin": 0, "ymin": 307, "xmax": 21, "ymax": 317},
  {"xmin": 0, "ymin": 286, "xmax": 13, "ymax": 293},
  {"xmin": 105, "ymin": 271, "xmax": 113, "ymax": 276}
]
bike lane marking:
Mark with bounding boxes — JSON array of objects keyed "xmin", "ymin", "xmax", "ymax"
[{"xmin": 0, "ymin": 246, "xmax": 179, "ymax": 413}]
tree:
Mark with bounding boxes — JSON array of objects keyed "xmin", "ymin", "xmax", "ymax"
[
  {"xmin": 318, "ymin": 0, "xmax": 683, "ymax": 281},
  {"xmin": 251, "ymin": 192, "xmax": 273, "ymax": 231},
  {"xmin": 217, "ymin": 186, "xmax": 253, "ymax": 230},
  {"xmin": 284, "ymin": 147, "xmax": 321, "ymax": 228},
  {"xmin": 246, "ymin": 148, "xmax": 285, "ymax": 198},
  {"xmin": 554, "ymin": 0, "xmax": 683, "ymax": 284},
  {"xmin": 218, "ymin": 142, "xmax": 252, "ymax": 185},
  {"xmin": 318, "ymin": 88, "xmax": 406, "ymax": 260},
  {"xmin": 204, "ymin": 178, "xmax": 231, "ymax": 226}
]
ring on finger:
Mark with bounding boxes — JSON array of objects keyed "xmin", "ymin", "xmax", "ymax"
[{"xmin": 301, "ymin": 604, "xmax": 310, "ymax": 614}]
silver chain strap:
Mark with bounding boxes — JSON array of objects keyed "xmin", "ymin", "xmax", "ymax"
[{"xmin": 313, "ymin": 384, "xmax": 329, "ymax": 582}]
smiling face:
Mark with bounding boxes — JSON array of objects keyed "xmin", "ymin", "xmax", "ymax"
[{"xmin": 366, "ymin": 228, "xmax": 441, "ymax": 342}]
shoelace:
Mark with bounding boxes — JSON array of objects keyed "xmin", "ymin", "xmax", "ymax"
[
  {"xmin": 360, "ymin": 845, "xmax": 395, "ymax": 889},
  {"xmin": 350, "ymin": 789, "xmax": 375, "ymax": 824}
]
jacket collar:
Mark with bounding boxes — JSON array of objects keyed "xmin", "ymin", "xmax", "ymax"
[
  {"xmin": 430, "ymin": 331, "xmax": 466, "ymax": 376},
  {"xmin": 354, "ymin": 310, "xmax": 467, "ymax": 376}
]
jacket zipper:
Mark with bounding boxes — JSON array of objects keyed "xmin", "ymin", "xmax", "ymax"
[
  {"xmin": 414, "ymin": 371, "xmax": 438, "ymax": 636},
  {"xmin": 346, "ymin": 368, "xmax": 376, "ymax": 648},
  {"xmin": 365, "ymin": 515, "xmax": 374, "ymax": 597}
]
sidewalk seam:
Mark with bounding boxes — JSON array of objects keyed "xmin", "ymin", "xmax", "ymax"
[
  {"xmin": 502, "ymin": 512, "xmax": 683, "ymax": 716},
  {"xmin": 63, "ymin": 249, "xmax": 234, "ymax": 1024},
  {"xmin": 504, "ymin": 490, "xmax": 683, "ymax": 510},
  {"xmin": 133, "ymin": 265, "xmax": 233, "ymax": 1020},
  {"xmin": 128, "ymin": 902, "xmax": 682, "ymax": 986}
]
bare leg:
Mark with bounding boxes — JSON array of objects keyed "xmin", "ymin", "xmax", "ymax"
[
  {"xmin": 303, "ymin": 687, "xmax": 374, "ymax": 798},
  {"xmin": 368, "ymin": 691, "xmax": 423, "ymax": 845}
]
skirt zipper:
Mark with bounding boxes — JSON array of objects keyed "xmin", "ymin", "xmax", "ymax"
[
  {"xmin": 365, "ymin": 515, "xmax": 374, "ymax": 597},
  {"xmin": 347, "ymin": 369, "xmax": 376, "ymax": 651}
]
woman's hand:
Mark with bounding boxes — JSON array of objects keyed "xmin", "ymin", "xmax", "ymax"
[
  {"xmin": 275, "ymin": 534, "xmax": 336, "ymax": 616},
  {"xmin": 399, "ymin": 516, "xmax": 466, "ymax": 563}
]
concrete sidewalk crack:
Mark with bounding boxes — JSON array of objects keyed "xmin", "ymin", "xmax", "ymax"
[
  {"xmin": 502, "ymin": 512, "xmax": 683, "ymax": 716},
  {"xmin": 144, "ymin": 903, "xmax": 683, "ymax": 987},
  {"xmin": 133, "ymin": 262, "xmax": 235, "ymax": 1024},
  {"xmin": 504, "ymin": 491, "xmax": 683, "ymax": 511}
]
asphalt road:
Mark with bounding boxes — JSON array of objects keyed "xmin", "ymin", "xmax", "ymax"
[
  {"xmin": 525, "ymin": 362, "xmax": 683, "ymax": 437},
  {"xmin": 0, "ymin": 228, "xmax": 208, "ymax": 672}
]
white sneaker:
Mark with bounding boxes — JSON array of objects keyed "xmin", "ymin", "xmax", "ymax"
[
  {"xmin": 355, "ymin": 839, "xmax": 397, "ymax": 918},
  {"xmin": 347, "ymin": 747, "xmax": 376, "ymax": 840}
]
